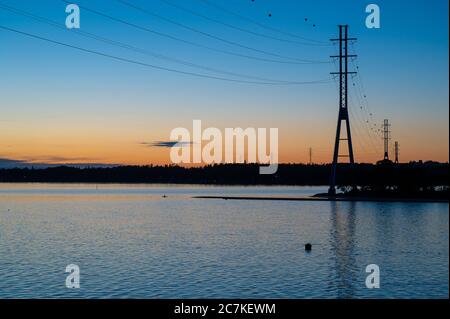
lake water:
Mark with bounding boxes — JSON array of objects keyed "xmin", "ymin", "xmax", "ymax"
[{"xmin": 0, "ymin": 184, "xmax": 448, "ymax": 299}]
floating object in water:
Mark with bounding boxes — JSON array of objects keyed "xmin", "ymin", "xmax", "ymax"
[
  {"xmin": 268, "ymin": 13, "xmax": 272, "ymax": 17},
  {"xmin": 162, "ymin": 194, "xmax": 167, "ymax": 198},
  {"xmin": 305, "ymin": 243, "xmax": 312, "ymax": 251}
]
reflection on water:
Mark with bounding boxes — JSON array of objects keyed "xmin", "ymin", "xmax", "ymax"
[
  {"xmin": 0, "ymin": 184, "xmax": 448, "ymax": 298},
  {"xmin": 329, "ymin": 202, "xmax": 357, "ymax": 298}
]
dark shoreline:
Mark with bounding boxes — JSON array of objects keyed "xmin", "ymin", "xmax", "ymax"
[
  {"xmin": 194, "ymin": 195, "xmax": 449, "ymax": 203},
  {"xmin": 0, "ymin": 162, "xmax": 448, "ymax": 184},
  {"xmin": 1, "ymin": 163, "xmax": 448, "ymax": 202}
]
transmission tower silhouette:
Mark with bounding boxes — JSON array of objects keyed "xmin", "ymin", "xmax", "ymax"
[
  {"xmin": 394, "ymin": 141, "xmax": 399, "ymax": 164},
  {"xmin": 383, "ymin": 119, "xmax": 391, "ymax": 160},
  {"xmin": 328, "ymin": 25, "xmax": 357, "ymax": 196}
]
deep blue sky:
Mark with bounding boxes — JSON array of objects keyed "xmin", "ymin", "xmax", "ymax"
[{"xmin": 0, "ymin": 0, "xmax": 448, "ymax": 164}]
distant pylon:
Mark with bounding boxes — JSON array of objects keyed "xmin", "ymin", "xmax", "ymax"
[
  {"xmin": 328, "ymin": 25, "xmax": 357, "ymax": 196},
  {"xmin": 383, "ymin": 119, "xmax": 391, "ymax": 160},
  {"xmin": 394, "ymin": 141, "xmax": 399, "ymax": 164},
  {"xmin": 309, "ymin": 147, "xmax": 312, "ymax": 165}
]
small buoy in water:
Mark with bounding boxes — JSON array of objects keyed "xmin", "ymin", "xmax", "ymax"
[
  {"xmin": 162, "ymin": 194, "xmax": 167, "ymax": 198},
  {"xmin": 305, "ymin": 243, "xmax": 312, "ymax": 251}
]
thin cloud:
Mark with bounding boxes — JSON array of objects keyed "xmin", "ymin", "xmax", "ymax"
[
  {"xmin": 141, "ymin": 141, "xmax": 193, "ymax": 148},
  {"xmin": 0, "ymin": 157, "xmax": 117, "ymax": 169},
  {"xmin": 0, "ymin": 158, "xmax": 28, "ymax": 168},
  {"xmin": 21, "ymin": 155, "xmax": 96, "ymax": 163}
]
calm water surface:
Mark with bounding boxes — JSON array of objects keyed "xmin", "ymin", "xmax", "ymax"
[{"xmin": 0, "ymin": 184, "xmax": 448, "ymax": 298}]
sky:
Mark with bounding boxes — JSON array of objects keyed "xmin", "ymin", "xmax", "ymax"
[{"xmin": 0, "ymin": 0, "xmax": 448, "ymax": 166}]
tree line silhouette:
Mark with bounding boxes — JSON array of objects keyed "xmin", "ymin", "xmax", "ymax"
[{"xmin": 0, "ymin": 161, "xmax": 447, "ymax": 197}]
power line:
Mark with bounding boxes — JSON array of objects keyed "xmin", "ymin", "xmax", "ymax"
[
  {"xmin": 349, "ymin": 78, "xmax": 379, "ymax": 139},
  {"xmin": 350, "ymin": 43, "xmax": 375, "ymax": 115},
  {"xmin": 115, "ymin": 0, "xmax": 308, "ymax": 62},
  {"xmin": 348, "ymin": 109, "xmax": 376, "ymax": 157},
  {"xmin": 59, "ymin": 0, "xmax": 327, "ymax": 65},
  {"xmin": 350, "ymin": 69, "xmax": 375, "ymax": 124},
  {"xmin": 198, "ymin": 0, "xmax": 328, "ymax": 45},
  {"xmin": 0, "ymin": 25, "xmax": 332, "ymax": 85},
  {"xmin": 348, "ymin": 80, "xmax": 379, "ymax": 148},
  {"xmin": 339, "ymin": 43, "xmax": 382, "ymax": 151},
  {"xmin": 0, "ymin": 3, "xmax": 309, "ymax": 84},
  {"xmin": 348, "ymin": 94, "xmax": 381, "ymax": 155},
  {"xmin": 349, "ymin": 42, "xmax": 379, "ymax": 138},
  {"xmin": 158, "ymin": 0, "xmax": 327, "ymax": 46},
  {"xmin": 349, "ymin": 68, "xmax": 383, "ymax": 148},
  {"xmin": 346, "ymin": 79, "xmax": 382, "ymax": 153},
  {"xmin": 117, "ymin": 0, "xmax": 319, "ymax": 62}
]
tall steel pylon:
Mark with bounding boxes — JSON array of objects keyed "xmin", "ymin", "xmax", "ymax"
[
  {"xmin": 383, "ymin": 119, "xmax": 391, "ymax": 160},
  {"xmin": 328, "ymin": 25, "xmax": 357, "ymax": 196},
  {"xmin": 394, "ymin": 141, "xmax": 399, "ymax": 164}
]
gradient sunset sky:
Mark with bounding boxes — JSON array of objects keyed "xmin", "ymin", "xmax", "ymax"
[{"xmin": 0, "ymin": 0, "xmax": 448, "ymax": 166}]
